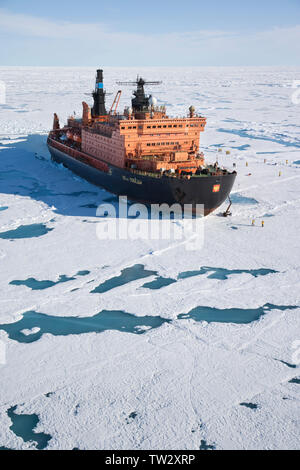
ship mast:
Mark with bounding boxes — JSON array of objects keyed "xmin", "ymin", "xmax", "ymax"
[{"xmin": 117, "ymin": 77, "xmax": 162, "ymax": 112}]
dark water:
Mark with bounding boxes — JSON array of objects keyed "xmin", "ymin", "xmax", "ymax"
[
  {"xmin": 7, "ymin": 406, "xmax": 51, "ymax": 450},
  {"xmin": 0, "ymin": 206, "xmax": 8, "ymax": 212},
  {"xmin": 141, "ymin": 277, "xmax": 177, "ymax": 290},
  {"xmin": 230, "ymin": 193, "xmax": 258, "ymax": 205},
  {"xmin": 240, "ymin": 402, "xmax": 258, "ymax": 410},
  {"xmin": 0, "ymin": 302, "xmax": 296, "ymax": 345},
  {"xmin": 277, "ymin": 360, "xmax": 298, "ymax": 369},
  {"xmin": 199, "ymin": 440, "xmax": 216, "ymax": 450},
  {"xmin": 90, "ymin": 264, "xmax": 278, "ymax": 295},
  {"xmin": 178, "ymin": 266, "xmax": 277, "ymax": 281},
  {"xmin": 178, "ymin": 303, "xmax": 297, "ymax": 325},
  {"xmin": 0, "ymin": 224, "xmax": 53, "ymax": 239},
  {"xmin": 232, "ymin": 144, "xmax": 251, "ymax": 151},
  {"xmin": 10, "ymin": 271, "xmax": 90, "ymax": 291},
  {"xmin": 0, "ymin": 310, "xmax": 171, "ymax": 343},
  {"xmin": 10, "ymin": 275, "xmax": 75, "ymax": 290},
  {"xmin": 289, "ymin": 378, "xmax": 300, "ymax": 384},
  {"xmin": 257, "ymin": 151, "xmax": 278, "ymax": 155},
  {"xmin": 91, "ymin": 264, "xmax": 157, "ymax": 293}
]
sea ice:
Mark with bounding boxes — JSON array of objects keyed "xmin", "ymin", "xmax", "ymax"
[{"xmin": 0, "ymin": 66, "xmax": 299, "ymax": 450}]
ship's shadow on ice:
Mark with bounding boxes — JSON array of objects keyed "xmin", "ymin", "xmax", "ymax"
[
  {"xmin": 0, "ymin": 134, "xmax": 202, "ymax": 221},
  {"xmin": 0, "ymin": 134, "xmax": 128, "ymax": 218}
]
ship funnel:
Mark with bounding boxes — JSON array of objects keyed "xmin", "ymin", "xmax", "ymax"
[
  {"xmin": 96, "ymin": 69, "xmax": 104, "ymax": 88},
  {"xmin": 92, "ymin": 69, "xmax": 107, "ymax": 117}
]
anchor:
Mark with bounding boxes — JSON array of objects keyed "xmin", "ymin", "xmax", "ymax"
[{"xmin": 223, "ymin": 196, "xmax": 232, "ymax": 217}]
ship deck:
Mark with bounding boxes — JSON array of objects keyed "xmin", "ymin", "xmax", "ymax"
[{"xmin": 48, "ymin": 135, "xmax": 234, "ymax": 181}]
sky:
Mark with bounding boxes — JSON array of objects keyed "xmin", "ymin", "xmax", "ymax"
[{"xmin": 0, "ymin": 0, "xmax": 300, "ymax": 66}]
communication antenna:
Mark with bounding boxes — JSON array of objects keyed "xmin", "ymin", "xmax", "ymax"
[{"xmin": 116, "ymin": 77, "xmax": 162, "ymax": 112}]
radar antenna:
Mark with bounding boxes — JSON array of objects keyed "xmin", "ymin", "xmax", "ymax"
[
  {"xmin": 117, "ymin": 77, "xmax": 162, "ymax": 87},
  {"xmin": 117, "ymin": 77, "xmax": 162, "ymax": 112}
]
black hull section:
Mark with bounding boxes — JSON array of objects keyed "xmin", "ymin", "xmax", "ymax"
[{"xmin": 48, "ymin": 144, "xmax": 236, "ymax": 215}]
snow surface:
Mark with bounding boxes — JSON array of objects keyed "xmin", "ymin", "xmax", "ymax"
[{"xmin": 0, "ymin": 66, "xmax": 300, "ymax": 450}]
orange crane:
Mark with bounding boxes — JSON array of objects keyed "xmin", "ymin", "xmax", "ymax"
[{"xmin": 109, "ymin": 90, "xmax": 122, "ymax": 115}]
